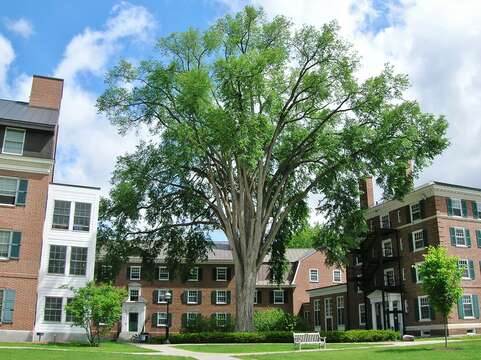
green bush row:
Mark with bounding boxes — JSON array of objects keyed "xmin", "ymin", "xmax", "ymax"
[{"xmin": 149, "ymin": 329, "xmax": 400, "ymax": 344}]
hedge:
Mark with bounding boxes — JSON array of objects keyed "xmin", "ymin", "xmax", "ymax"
[{"xmin": 149, "ymin": 329, "xmax": 400, "ymax": 344}]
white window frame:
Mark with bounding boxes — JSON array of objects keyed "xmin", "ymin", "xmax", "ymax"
[
  {"xmin": 157, "ymin": 312, "xmax": 168, "ymax": 327},
  {"xmin": 410, "ymin": 202, "xmax": 421, "ymax": 222},
  {"xmin": 336, "ymin": 296, "xmax": 345, "ymax": 326},
  {"xmin": 359, "ymin": 303, "xmax": 366, "ymax": 326},
  {"xmin": 418, "ymin": 295, "xmax": 431, "ymax": 321},
  {"xmin": 414, "ymin": 262, "xmax": 424, "ymax": 283},
  {"xmin": 0, "ymin": 176, "xmax": 20, "ymax": 206},
  {"xmin": 158, "ymin": 266, "xmax": 169, "ymax": 281},
  {"xmin": 454, "ymin": 227, "xmax": 468, "ymax": 247},
  {"xmin": 273, "ymin": 289, "xmax": 285, "ymax": 304},
  {"xmin": 187, "ymin": 290, "xmax": 199, "ymax": 304},
  {"xmin": 51, "ymin": 200, "xmax": 92, "ymax": 232},
  {"xmin": 332, "ymin": 269, "xmax": 342, "ymax": 283},
  {"xmin": 129, "ymin": 287, "xmax": 140, "ymax": 302},
  {"xmin": 0, "ymin": 230, "xmax": 13, "ymax": 259},
  {"xmin": 397, "ymin": 210, "xmax": 401, "ymax": 223},
  {"xmin": 216, "ymin": 267, "xmax": 228, "ymax": 281},
  {"xmin": 216, "ymin": 290, "xmax": 227, "ymax": 305},
  {"xmin": 215, "ymin": 312, "xmax": 227, "ymax": 327},
  {"xmin": 384, "ymin": 268, "xmax": 395, "ymax": 286},
  {"xmin": 356, "ymin": 274, "xmax": 362, "ymax": 293},
  {"xmin": 130, "ymin": 266, "xmax": 141, "ymax": 281},
  {"xmin": 2, "ymin": 127, "xmax": 26, "ymax": 156},
  {"xmin": 463, "ymin": 295, "xmax": 475, "ymax": 319},
  {"xmin": 451, "ymin": 198, "xmax": 463, "ymax": 217},
  {"xmin": 253, "ymin": 289, "xmax": 258, "ymax": 305},
  {"xmin": 476, "ymin": 201, "xmax": 481, "ymax": 218},
  {"xmin": 188, "ymin": 267, "xmax": 199, "ymax": 281},
  {"xmin": 314, "ymin": 299, "xmax": 321, "ymax": 327},
  {"xmin": 380, "ymin": 214, "xmax": 390, "ymax": 229},
  {"xmin": 412, "ymin": 230, "xmax": 425, "ymax": 252},
  {"xmin": 186, "ymin": 312, "xmax": 198, "ymax": 326},
  {"xmin": 309, "ymin": 268, "xmax": 319, "ymax": 283},
  {"xmin": 355, "ymin": 255, "xmax": 362, "ymax": 266},
  {"xmin": 458, "ymin": 259, "xmax": 470, "ymax": 280},
  {"xmin": 382, "ymin": 239, "xmax": 393, "ymax": 257}
]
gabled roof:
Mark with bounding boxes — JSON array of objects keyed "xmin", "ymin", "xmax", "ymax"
[{"xmin": 0, "ymin": 99, "xmax": 59, "ymax": 129}]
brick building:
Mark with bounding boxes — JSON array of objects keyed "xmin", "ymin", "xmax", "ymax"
[
  {"xmin": 0, "ymin": 75, "xmax": 100, "ymax": 341},
  {"xmin": 114, "ymin": 244, "xmax": 344, "ymax": 338},
  {"xmin": 308, "ymin": 180, "xmax": 481, "ymax": 337}
]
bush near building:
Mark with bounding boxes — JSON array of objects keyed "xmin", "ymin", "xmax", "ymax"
[{"xmin": 150, "ymin": 329, "xmax": 400, "ymax": 344}]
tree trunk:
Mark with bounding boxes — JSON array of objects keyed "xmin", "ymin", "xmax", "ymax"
[
  {"xmin": 444, "ymin": 315, "xmax": 448, "ymax": 348},
  {"xmin": 233, "ymin": 259, "xmax": 258, "ymax": 331}
]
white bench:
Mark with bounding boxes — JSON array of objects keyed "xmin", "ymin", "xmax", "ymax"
[{"xmin": 293, "ymin": 332, "xmax": 327, "ymax": 350}]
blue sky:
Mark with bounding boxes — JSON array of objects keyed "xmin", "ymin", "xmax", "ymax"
[{"xmin": 1, "ymin": 1, "xmax": 481, "ymax": 229}]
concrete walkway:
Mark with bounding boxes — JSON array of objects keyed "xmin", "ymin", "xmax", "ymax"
[{"xmin": 136, "ymin": 338, "xmax": 463, "ymax": 359}]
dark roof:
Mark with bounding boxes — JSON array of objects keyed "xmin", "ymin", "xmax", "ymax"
[
  {"xmin": 433, "ymin": 181, "xmax": 481, "ymax": 193},
  {"xmin": 0, "ymin": 99, "xmax": 59, "ymax": 129},
  {"xmin": 52, "ymin": 182, "xmax": 101, "ymax": 191}
]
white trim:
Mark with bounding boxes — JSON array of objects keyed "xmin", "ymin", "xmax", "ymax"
[
  {"xmin": 384, "ymin": 268, "xmax": 395, "ymax": 286},
  {"xmin": 215, "ymin": 290, "xmax": 227, "ymax": 304},
  {"xmin": 307, "ymin": 284, "xmax": 347, "ymax": 297},
  {"xmin": 291, "ymin": 250, "xmax": 319, "ymax": 285},
  {"xmin": 273, "ymin": 289, "xmax": 285, "ymax": 304},
  {"xmin": 332, "ymin": 269, "xmax": 342, "ymax": 283},
  {"xmin": 410, "ymin": 202, "xmax": 421, "ymax": 223},
  {"xmin": 382, "ymin": 238, "xmax": 393, "ymax": 257},
  {"xmin": 359, "ymin": 303, "xmax": 366, "ymax": 326},
  {"xmin": 158, "ymin": 266, "xmax": 169, "ymax": 281},
  {"xmin": 187, "ymin": 267, "xmax": 199, "ymax": 282},
  {"xmin": 458, "ymin": 259, "xmax": 471, "ymax": 280},
  {"xmin": 215, "ymin": 267, "xmax": 228, "ymax": 281},
  {"xmin": 2, "ymin": 127, "xmax": 26, "ymax": 156},
  {"xmin": 0, "ymin": 153, "xmax": 54, "ymax": 174},
  {"xmin": 309, "ymin": 268, "xmax": 319, "ymax": 283},
  {"xmin": 411, "ymin": 229, "xmax": 425, "ymax": 252},
  {"xmin": 130, "ymin": 265, "xmax": 141, "ymax": 281},
  {"xmin": 414, "ymin": 262, "xmax": 423, "ymax": 284},
  {"xmin": 186, "ymin": 290, "xmax": 199, "ymax": 304}
]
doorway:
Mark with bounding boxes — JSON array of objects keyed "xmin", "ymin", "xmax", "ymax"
[{"xmin": 129, "ymin": 312, "xmax": 139, "ymax": 332}]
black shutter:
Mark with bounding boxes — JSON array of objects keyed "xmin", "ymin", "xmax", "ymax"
[
  {"xmin": 152, "ymin": 312, "xmax": 158, "ymax": 327},
  {"xmin": 227, "ymin": 268, "xmax": 232, "ymax": 281},
  {"xmin": 153, "ymin": 290, "xmax": 159, "ymax": 304},
  {"xmin": 181, "ymin": 313, "xmax": 187, "ymax": 328},
  {"xmin": 284, "ymin": 290, "xmax": 288, "ymax": 303},
  {"xmin": 156, "ymin": 267, "xmax": 160, "ymax": 280},
  {"xmin": 423, "ymin": 229, "xmax": 428, "ymax": 247},
  {"xmin": 226, "ymin": 291, "xmax": 231, "ymax": 304},
  {"xmin": 405, "ymin": 206, "xmax": 411, "ymax": 223},
  {"xmin": 197, "ymin": 290, "xmax": 202, "ymax": 305},
  {"xmin": 9, "ymin": 232, "xmax": 21, "ymax": 259},
  {"xmin": 198, "ymin": 268, "xmax": 203, "ymax": 281},
  {"xmin": 15, "ymin": 179, "xmax": 28, "ymax": 206},
  {"xmin": 169, "ymin": 289, "xmax": 173, "ymax": 304},
  {"xmin": 269, "ymin": 290, "xmax": 274, "ymax": 304},
  {"xmin": 126, "ymin": 267, "xmax": 131, "ymax": 279},
  {"xmin": 411, "ymin": 266, "xmax": 417, "ymax": 283},
  {"xmin": 419, "ymin": 199, "xmax": 426, "ymax": 218},
  {"xmin": 213, "ymin": 268, "xmax": 217, "ymax": 281},
  {"xmin": 168, "ymin": 313, "xmax": 172, "ymax": 327},
  {"xmin": 181, "ymin": 291, "xmax": 186, "ymax": 304},
  {"xmin": 211, "ymin": 291, "xmax": 216, "ymax": 304},
  {"xmin": 414, "ymin": 299, "xmax": 419, "ymax": 321},
  {"xmin": 408, "ymin": 233, "xmax": 413, "ymax": 252},
  {"xmin": 257, "ymin": 290, "xmax": 262, "ymax": 304}
]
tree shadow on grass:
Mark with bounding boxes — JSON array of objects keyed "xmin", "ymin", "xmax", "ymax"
[{"xmin": 376, "ymin": 346, "xmax": 461, "ymax": 355}]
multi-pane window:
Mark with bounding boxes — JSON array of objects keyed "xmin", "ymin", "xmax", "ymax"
[
  {"xmin": 52, "ymin": 200, "xmax": 71, "ymax": 230},
  {"xmin": 216, "ymin": 290, "xmax": 227, "ymax": 304},
  {"xmin": 187, "ymin": 290, "xmax": 199, "ymax": 304},
  {"xmin": 70, "ymin": 247, "xmax": 88, "ymax": 276},
  {"xmin": 451, "ymin": 198, "xmax": 463, "ymax": 216},
  {"xmin": 309, "ymin": 269, "xmax": 319, "ymax": 282},
  {"xmin": 418, "ymin": 296, "xmax": 431, "ymax": 321},
  {"xmin": 188, "ymin": 267, "xmax": 199, "ymax": 281},
  {"xmin": 384, "ymin": 268, "xmax": 395, "ymax": 286},
  {"xmin": 158, "ymin": 266, "xmax": 169, "ymax": 281},
  {"xmin": 458, "ymin": 260, "xmax": 470, "ymax": 279},
  {"xmin": 157, "ymin": 312, "xmax": 168, "ymax": 327},
  {"xmin": 324, "ymin": 298, "xmax": 333, "ymax": 318},
  {"xmin": 359, "ymin": 303, "xmax": 366, "ymax": 325},
  {"xmin": 380, "ymin": 214, "xmax": 390, "ymax": 229},
  {"xmin": 215, "ymin": 313, "xmax": 227, "ymax": 327},
  {"xmin": 129, "ymin": 288, "xmax": 139, "ymax": 301},
  {"xmin": 65, "ymin": 298, "xmax": 74, "ymax": 322},
  {"xmin": 187, "ymin": 312, "xmax": 198, "ymax": 326},
  {"xmin": 0, "ymin": 177, "xmax": 18, "ymax": 205},
  {"xmin": 463, "ymin": 295, "xmax": 474, "ymax": 318},
  {"xmin": 73, "ymin": 203, "xmax": 91, "ymax": 231},
  {"xmin": 476, "ymin": 202, "xmax": 481, "ymax": 218},
  {"xmin": 412, "ymin": 230, "xmax": 425, "ymax": 251},
  {"xmin": 454, "ymin": 227, "xmax": 468, "ymax": 246},
  {"xmin": 216, "ymin": 267, "xmax": 227, "ymax": 281},
  {"xmin": 130, "ymin": 266, "xmax": 141, "ymax": 280},
  {"xmin": 48, "ymin": 245, "xmax": 67, "ymax": 274},
  {"xmin": 314, "ymin": 300, "xmax": 321, "ymax": 326},
  {"xmin": 273, "ymin": 290, "xmax": 284, "ymax": 304},
  {"xmin": 44, "ymin": 297, "xmax": 62, "ymax": 322},
  {"xmin": 0, "ymin": 231, "xmax": 10, "ymax": 258},
  {"xmin": 382, "ymin": 239, "xmax": 393, "ymax": 257},
  {"xmin": 157, "ymin": 289, "xmax": 171, "ymax": 303},
  {"xmin": 410, "ymin": 203, "xmax": 421, "ymax": 222},
  {"xmin": 336, "ymin": 297, "xmax": 345, "ymax": 326},
  {"xmin": 254, "ymin": 290, "xmax": 258, "ymax": 304},
  {"xmin": 355, "ymin": 255, "xmax": 362, "ymax": 266},
  {"xmin": 333, "ymin": 269, "xmax": 342, "ymax": 283},
  {"xmin": 414, "ymin": 263, "xmax": 423, "ymax": 283},
  {"xmin": 2, "ymin": 128, "xmax": 25, "ymax": 155}
]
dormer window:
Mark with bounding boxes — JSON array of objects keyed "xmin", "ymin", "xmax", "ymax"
[
  {"xmin": 2, "ymin": 128, "xmax": 26, "ymax": 155},
  {"xmin": 380, "ymin": 214, "xmax": 390, "ymax": 229}
]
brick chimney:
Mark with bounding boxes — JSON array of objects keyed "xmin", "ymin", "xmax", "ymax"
[
  {"xmin": 406, "ymin": 159, "xmax": 414, "ymax": 177},
  {"xmin": 29, "ymin": 75, "xmax": 64, "ymax": 110},
  {"xmin": 359, "ymin": 177, "xmax": 374, "ymax": 209}
]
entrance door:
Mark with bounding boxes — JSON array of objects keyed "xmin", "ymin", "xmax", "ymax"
[
  {"xmin": 129, "ymin": 312, "xmax": 139, "ymax": 332},
  {"xmin": 392, "ymin": 300, "xmax": 400, "ymax": 332},
  {"xmin": 374, "ymin": 302, "xmax": 383, "ymax": 330}
]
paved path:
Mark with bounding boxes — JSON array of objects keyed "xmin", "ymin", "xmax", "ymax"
[{"xmin": 136, "ymin": 338, "xmax": 462, "ymax": 359}]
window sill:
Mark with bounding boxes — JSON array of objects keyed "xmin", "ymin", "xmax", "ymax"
[
  {"xmin": 0, "ymin": 203, "xmax": 15, "ymax": 208},
  {"xmin": 273, "ymin": 302, "xmax": 285, "ymax": 305},
  {"xmin": 413, "ymin": 247, "xmax": 426, "ymax": 252},
  {"xmin": 464, "ymin": 316, "xmax": 475, "ymax": 320},
  {"xmin": 187, "ymin": 302, "xmax": 199, "ymax": 305},
  {"xmin": 158, "ymin": 278, "xmax": 170, "ymax": 281},
  {"xmin": 215, "ymin": 302, "xmax": 227, "ymax": 305},
  {"xmin": 216, "ymin": 279, "xmax": 227, "ymax": 282},
  {"xmin": 309, "ymin": 280, "xmax": 319, "ymax": 283},
  {"xmin": 129, "ymin": 278, "xmax": 141, "ymax": 281},
  {"xmin": 419, "ymin": 319, "xmax": 431, "ymax": 322}
]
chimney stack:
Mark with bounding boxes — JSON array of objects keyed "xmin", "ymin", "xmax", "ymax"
[
  {"xmin": 29, "ymin": 75, "xmax": 64, "ymax": 110},
  {"xmin": 406, "ymin": 160, "xmax": 414, "ymax": 178},
  {"xmin": 359, "ymin": 177, "xmax": 374, "ymax": 209}
]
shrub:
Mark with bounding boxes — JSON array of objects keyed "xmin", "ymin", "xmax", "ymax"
[
  {"xmin": 181, "ymin": 315, "xmax": 235, "ymax": 333},
  {"xmin": 253, "ymin": 309, "xmax": 309, "ymax": 332},
  {"xmin": 149, "ymin": 329, "xmax": 399, "ymax": 344}
]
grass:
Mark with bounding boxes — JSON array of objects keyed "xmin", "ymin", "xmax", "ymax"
[
  {"xmin": 239, "ymin": 339, "xmax": 481, "ymax": 359},
  {"xmin": 0, "ymin": 341, "xmax": 155, "ymax": 353},
  {"xmin": 175, "ymin": 342, "xmax": 381, "ymax": 353}
]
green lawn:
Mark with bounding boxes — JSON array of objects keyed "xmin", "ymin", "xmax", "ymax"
[
  {"xmin": 175, "ymin": 342, "xmax": 380, "ymax": 353},
  {"xmin": 239, "ymin": 339, "xmax": 481, "ymax": 360},
  {"xmin": 0, "ymin": 341, "xmax": 154, "ymax": 353}
]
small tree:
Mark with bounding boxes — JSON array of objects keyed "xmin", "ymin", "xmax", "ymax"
[
  {"xmin": 65, "ymin": 282, "xmax": 127, "ymax": 346},
  {"xmin": 418, "ymin": 246, "xmax": 463, "ymax": 347}
]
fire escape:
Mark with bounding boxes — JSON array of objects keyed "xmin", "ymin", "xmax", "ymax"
[{"xmin": 348, "ymin": 217, "xmax": 406, "ymax": 333}]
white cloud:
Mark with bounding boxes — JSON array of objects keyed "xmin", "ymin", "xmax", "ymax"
[
  {"xmin": 4, "ymin": 18, "xmax": 34, "ymax": 38},
  {"xmin": 0, "ymin": 34, "xmax": 14, "ymax": 93},
  {"xmin": 50, "ymin": 2, "xmax": 156, "ymax": 192}
]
